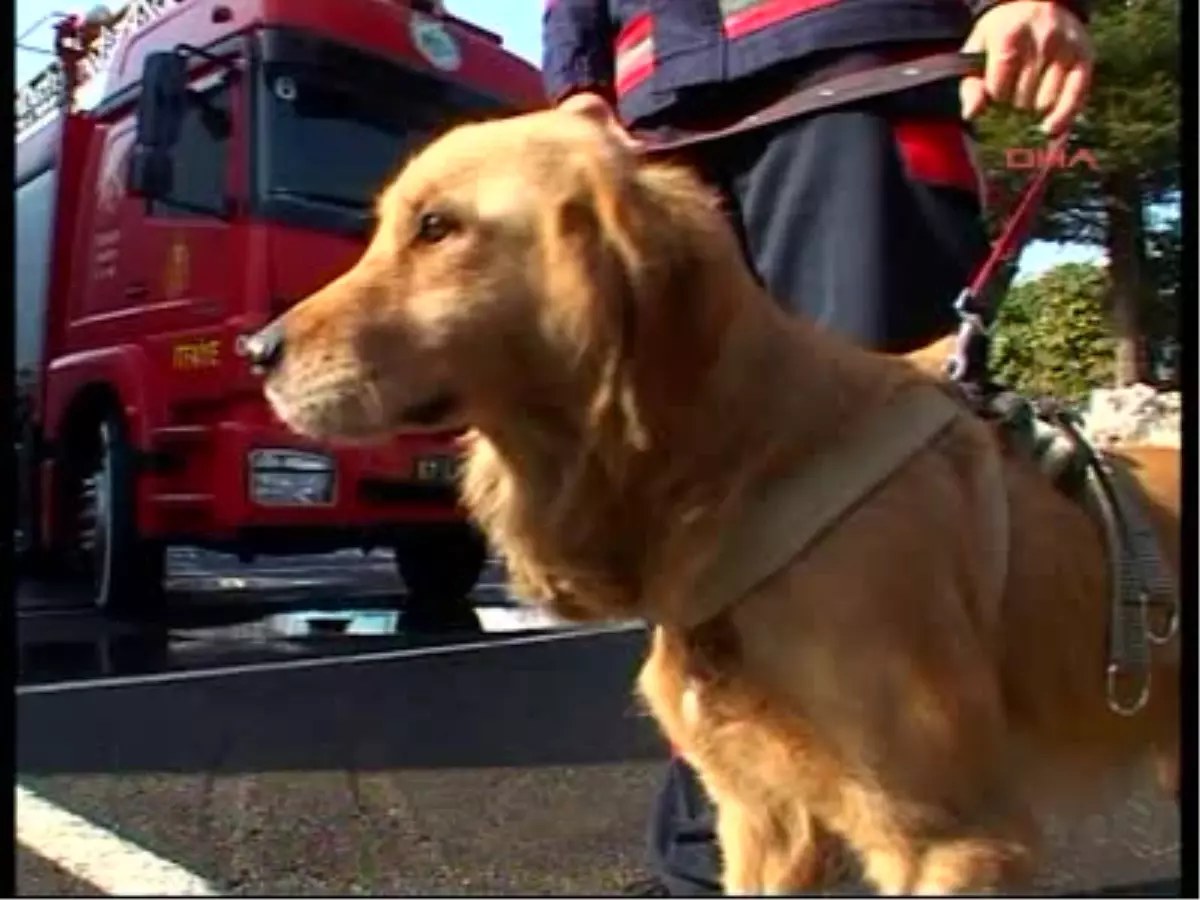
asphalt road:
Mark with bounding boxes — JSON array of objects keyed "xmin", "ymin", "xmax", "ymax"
[
  {"xmin": 16, "ymin": 548, "xmax": 536, "ymax": 687},
  {"xmin": 14, "ymin": 550, "xmax": 1187, "ymax": 896}
]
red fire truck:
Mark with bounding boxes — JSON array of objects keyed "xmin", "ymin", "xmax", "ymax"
[{"xmin": 14, "ymin": 0, "xmax": 542, "ymax": 620}]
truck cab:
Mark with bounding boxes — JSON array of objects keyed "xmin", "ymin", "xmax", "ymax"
[{"xmin": 14, "ymin": 0, "xmax": 543, "ymax": 620}]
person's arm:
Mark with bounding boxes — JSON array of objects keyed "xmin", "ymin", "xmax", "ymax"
[{"xmin": 542, "ymin": 0, "xmax": 617, "ymax": 106}]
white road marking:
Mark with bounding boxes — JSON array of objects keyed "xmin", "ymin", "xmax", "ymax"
[
  {"xmin": 15, "ymin": 622, "xmax": 645, "ymax": 696},
  {"xmin": 476, "ymin": 605, "xmax": 571, "ymax": 632},
  {"xmin": 16, "ymin": 784, "xmax": 221, "ymax": 896},
  {"xmin": 165, "ymin": 570, "xmax": 509, "ymax": 588},
  {"xmin": 167, "ymin": 564, "xmax": 395, "ymax": 580}
]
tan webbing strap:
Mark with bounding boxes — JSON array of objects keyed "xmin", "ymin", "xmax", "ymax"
[{"xmin": 678, "ymin": 385, "xmax": 962, "ymax": 629}]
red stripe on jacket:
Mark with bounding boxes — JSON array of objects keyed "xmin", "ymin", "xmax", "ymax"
[{"xmin": 724, "ymin": 0, "xmax": 844, "ymax": 40}]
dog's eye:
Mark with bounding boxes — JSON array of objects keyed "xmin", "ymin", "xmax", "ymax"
[{"xmin": 414, "ymin": 210, "xmax": 459, "ymax": 244}]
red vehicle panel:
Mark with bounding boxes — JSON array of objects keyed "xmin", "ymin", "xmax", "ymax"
[{"xmin": 14, "ymin": 0, "xmax": 543, "ymax": 615}]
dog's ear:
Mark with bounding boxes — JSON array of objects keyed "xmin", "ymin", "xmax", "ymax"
[
  {"xmin": 540, "ymin": 159, "xmax": 725, "ymax": 462},
  {"xmin": 541, "ymin": 160, "xmax": 655, "ymax": 455}
]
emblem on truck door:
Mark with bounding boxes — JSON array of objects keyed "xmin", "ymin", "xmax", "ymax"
[
  {"xmin": 164, "ymin": 236, "xmax": 190, "ymax": 299},
  {"xmin": 409, "ymin": 13, "xmax": 462, "ymax": 72},
  {"xmin": 172, "ymin": 338, "xmax": 221, "ymax": 370}
]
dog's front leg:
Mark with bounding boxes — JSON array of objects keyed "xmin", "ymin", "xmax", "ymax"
[
  {"xmin": 716, "ymin": 800, "xmax": 833, "ymax": 895},
  {"xmin": 715, "ymin": 798, "xmax": 771, "ymax": 895}
]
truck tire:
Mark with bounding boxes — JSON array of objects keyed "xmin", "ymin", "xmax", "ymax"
[
  {"xmin": 392, "ymin": 522, "xmax": 487, "ymax": 631},
  {"xmin": 76, "ymin": 414, "xmax": 166, "ymax": 618}
]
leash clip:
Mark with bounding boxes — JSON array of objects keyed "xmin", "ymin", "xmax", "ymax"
[
  {"xmin": 1107, "ymin": 583, "xmax": 1152, "ymax": 717},
  {"xmin": 1146, "ymin": 606, "xmax": 1179, "ymax": 645},
  {"xmin": 1106, "ymin": 658, "xmax": 1152, "ymax": 717},
  {"xmin": 943, "ymin": 131, "xmax": 1073, "ymax": 385},
  {"xmin": 944, "ymin": 289, "xmax": 993, "ymax": 383}
]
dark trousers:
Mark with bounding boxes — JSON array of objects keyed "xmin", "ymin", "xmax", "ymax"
[{"xmin": 644, "ymin": 105, "xmax": 989, "ymax": 896}]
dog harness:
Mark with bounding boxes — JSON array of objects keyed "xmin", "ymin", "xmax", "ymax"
[
  {"xmin": 677, "ymin": 381, "xmax": 1178, "ymax": 718},
  {"xmin": 654, "ymin": 67, "xmax": 1180, "ymax": 714},
  {"xmin": 983, "ymin": 393, "xmax": 1180, "ymax": 716},
  {"xmin": 680, "ymin": 383, "xmax": 968, "ymax": 628}
]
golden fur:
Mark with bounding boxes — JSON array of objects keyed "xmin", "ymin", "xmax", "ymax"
[{"xmin": 260, "ymin": 103, "xmax": 1181, "ymax": 895}]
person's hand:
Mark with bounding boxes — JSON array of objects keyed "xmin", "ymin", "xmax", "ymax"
[
  {"xmin": 960, "ymin": 0, "xmax": 1094, "ymax": 135},
  {"xmin": 557, "ymin": 91, "xmax": 645, "ymax": 150}
]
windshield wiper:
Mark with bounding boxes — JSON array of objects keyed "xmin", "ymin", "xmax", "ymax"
[{"xmin": 269, "ymin": 187, "xmax": 368, "ymax": 214}]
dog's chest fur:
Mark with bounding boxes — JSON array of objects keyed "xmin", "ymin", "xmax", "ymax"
[{"xmin": 458, "ymin": 432, "xmax": 647, "ymax": 620}]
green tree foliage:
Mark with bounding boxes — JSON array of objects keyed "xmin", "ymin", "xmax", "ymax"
[
  {"xmin": 990, "ymin": 262, "xmax": 1115, "ymax": 401},
  {"xmin": 1143, "ymin": 213, "xmax": 1181, "ymax": 339},
  {"xmin": 975, "ymin": 0, "xmax": 1180, "ymax": 385}
]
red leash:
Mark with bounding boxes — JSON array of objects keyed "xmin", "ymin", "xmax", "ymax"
[{"xmin": 945, "ymin": 130, "xmax": 1073, "ymax": 384}]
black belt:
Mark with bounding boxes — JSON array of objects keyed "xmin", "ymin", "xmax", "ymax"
[{"xmin": 635, "ymin": 51, "xmax": 982, "ymax": 155}]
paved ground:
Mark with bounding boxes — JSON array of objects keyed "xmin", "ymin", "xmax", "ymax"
[
  {"xmin": 18, "ymin": 627, "xmax": 663, "ymax": 896},
  {"xmin": 14, "ymin": 550, "xmax": 1187, "ymax": 896}
]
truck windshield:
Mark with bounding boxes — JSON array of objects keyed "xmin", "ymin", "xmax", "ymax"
[{"xmin": 255, "ymin": 32, "xmax": 510, "ymax": 233}]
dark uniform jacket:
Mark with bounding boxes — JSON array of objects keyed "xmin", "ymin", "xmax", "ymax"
[{"xmin": 543, "ymin": 0, "xmax": 1090, "ymax": 127}]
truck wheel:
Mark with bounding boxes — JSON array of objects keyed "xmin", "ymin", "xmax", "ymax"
[
  {"xmin": 76, "ymin": 415, "xmax": 166, "ymax": 618},
  {"xmin": 392, "ymin": 523, "xmax": 487, "ymax": 631}
]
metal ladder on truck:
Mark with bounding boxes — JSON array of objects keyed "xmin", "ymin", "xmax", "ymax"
[
  {"xmin": 15, "ymin": 0, "xmax": 188, "ymax": 138},
  {"xmin": 13, "ymin": 0, "xmax": 188, "ymax": 566}
]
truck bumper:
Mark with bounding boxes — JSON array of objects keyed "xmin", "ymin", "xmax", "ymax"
[{"xmin": 143, "ymin": 419, "xmax": 469, "ymax": 550}]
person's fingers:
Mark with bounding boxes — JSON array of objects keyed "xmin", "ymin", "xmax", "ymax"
[
  {"xmin": 962, "ymin": 1, "xmax": 1094, "ymax": 127},
  {"xmin": 1019, "ymin": 22, "xmax": 1069, "ymax": 110},
  {"xmin": 959, "ymin": 27, "xmax": 990, "ymax": 119},
  {"xmin": 1034, "ymin": 58, "xmax": 1068, "ymax": 114},
  {"xmin": 558, "ymin": 91, "xmax": 645, "ymax": 149},
  {"xmin": 1003, "ymin": 24, "xmax": 1046, "ymax": 110},
  {"xmin": 960, "ymin": 76, "xmax": 989, "ymax": 120},
  {"xmin": 559, "ymin": 90, "xmax": 615, "ymax": 123},
  {"xmin": 1013, "ymin": 60, "xmax": 1042, "ymax": 110},
  {"xmin": 985, "ymin": 28, "xmax": 1031, "ymax": 105},
  {"xmin": 1042, "ymin": 63, "xmax": 1091, "ymax": 135}
]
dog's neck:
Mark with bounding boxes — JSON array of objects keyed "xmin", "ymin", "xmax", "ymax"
[{"xmin": 461, "ymin": 277, "xmax": 911, "ymax": 625}]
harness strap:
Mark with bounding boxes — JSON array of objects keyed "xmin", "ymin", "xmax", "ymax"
[
  {"xmin": 1076, "ymin": 443, "xmax": 1180, "ymax": 716},
  {"xmin": 979, "ymin": 400, "xmax": 1178, "ymax": 717},
  {"xmin": 1103, "ymin": 460, "xmax": 1180, "ymax": 643},
  {"xmin": 677, "ymin": 385, "xmax": 962, "ymax": 630}
]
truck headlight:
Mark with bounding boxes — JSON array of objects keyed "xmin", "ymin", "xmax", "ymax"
[{"xmin": 248, "ymin": 449, "xmax": 336, "ymax": 506}]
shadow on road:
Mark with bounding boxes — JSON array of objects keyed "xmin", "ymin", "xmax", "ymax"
[
  {"xmin": 17, "ymin": 552, "xmax": 521, "ymax": 687},
  {"xmin": 18, "ymin": 627, "xmax": 667, "ymax": 776}
]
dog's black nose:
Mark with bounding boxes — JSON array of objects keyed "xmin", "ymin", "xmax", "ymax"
[{"xmin": 244, "ymin": 320, "xmax": 286, "ymax": 374}]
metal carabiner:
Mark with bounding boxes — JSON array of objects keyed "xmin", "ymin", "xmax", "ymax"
[
  {"xmin": 1106, "ymin": 661, "xmax": 1152, "ymax": 717},
  {"xmin": 1145, "ymin": 590, "xmax": 1180, "ymax": 646}
]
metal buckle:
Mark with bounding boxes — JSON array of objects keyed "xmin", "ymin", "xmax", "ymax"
[
  {"xmin": 944, "ymin": 290, "xmax": 993, "ymax": 382},
  {"xmin": 1145, "ymin": 592, "xmax": 1180, "ymax": 645},
  {"xmin": 1106, "ymin": 660, "xmax": 1152, "ymax": 717},
  {"xmin": 1106, "ymin": 588, "xmax": 1153, "ymax": 717}
]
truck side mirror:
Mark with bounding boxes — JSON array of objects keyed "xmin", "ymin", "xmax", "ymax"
[{"xmin": 127, "ymin": 51, "xmax": 187, "ymax": 200}]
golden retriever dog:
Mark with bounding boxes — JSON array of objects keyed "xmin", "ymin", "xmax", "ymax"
[{"xmin": 254, "ymin": 99, "xmax": 1181, "ymax": 894}]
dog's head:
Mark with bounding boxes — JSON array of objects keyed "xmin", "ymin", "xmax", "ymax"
[{"xmin": 255, "ymin": 98, "xmax": 741, "ymax": 451}]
